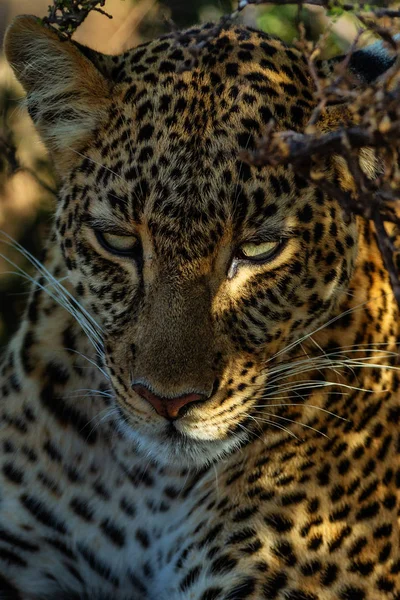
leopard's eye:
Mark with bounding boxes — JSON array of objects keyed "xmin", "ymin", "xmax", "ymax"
[
  {"xmin": 236, "ymin": 240, "xmax": 283, "ymax": 263},
  {"xmin": 96, "ymin": 231, "xmax": 140, "ymax": 257}
]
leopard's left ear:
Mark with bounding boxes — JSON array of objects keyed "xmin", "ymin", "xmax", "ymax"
[
  {"xmin": 4, "ymin": 15, "xmax": 112, "ymax": 160},
  {"xmin": 322, "ymin": 37, "xmax": 398, "ymax": 84},
  {"xmin": 316, "ymin": 40, "xmax": 398, "ymax": 188}
]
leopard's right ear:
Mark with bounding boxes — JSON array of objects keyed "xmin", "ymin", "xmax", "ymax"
[{"xmin": 4, "ymin": 15, "xmax": 111, "ymax": 159}]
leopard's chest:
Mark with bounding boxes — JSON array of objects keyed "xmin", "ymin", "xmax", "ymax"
[{"xmin": 0, "ymin": 439, "xmax": 218, "ymax": 600}]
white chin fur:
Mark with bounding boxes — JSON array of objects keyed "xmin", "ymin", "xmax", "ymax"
[{"xmin": 115, "ymin": 417, "xmax": 247, "ymax": 469}]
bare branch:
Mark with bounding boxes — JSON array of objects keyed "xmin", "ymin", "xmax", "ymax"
[{"xmin": 43, "ymin": 0, "xmax": 112, "ymax": 38}]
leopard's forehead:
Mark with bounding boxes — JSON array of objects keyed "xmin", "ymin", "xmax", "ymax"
[
  {"xmin": 105, "ymin": 24, "xmax": 310, "ymax": 92},
  {"xmin": 74, "ymin": 25, "xmax": 316, "ymax": 262}
]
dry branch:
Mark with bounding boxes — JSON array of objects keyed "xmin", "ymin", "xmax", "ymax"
[{"xmin": 43, "ymin": 0, "xmax": 112, "ymax": 38}]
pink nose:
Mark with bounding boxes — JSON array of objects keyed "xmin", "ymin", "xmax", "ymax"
[{"xmin": 132, "ymin": 383, "xmax": 205, "ymax": 420}]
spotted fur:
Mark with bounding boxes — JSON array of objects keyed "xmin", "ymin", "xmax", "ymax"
[{"xmin": 1, "ymin": 15, "xmax": 400, "ymax": 600}]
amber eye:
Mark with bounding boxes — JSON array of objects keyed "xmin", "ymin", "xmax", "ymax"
[
  {"xmin": 236, "ymin": 239, "xmax": 284, "ymax": 263},
  {"xmin": 96, "ymin": 231, "xmax": 140, "ymax": 257}
]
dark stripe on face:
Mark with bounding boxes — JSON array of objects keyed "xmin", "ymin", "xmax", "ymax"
[{"xmin": 40, "ymin": 383, "xmax": 97, "ymax": 444}]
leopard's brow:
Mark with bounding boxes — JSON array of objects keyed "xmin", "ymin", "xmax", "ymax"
[{"xmin": 82, "ymin": 215, "xmax": 136, "ymax": 235}]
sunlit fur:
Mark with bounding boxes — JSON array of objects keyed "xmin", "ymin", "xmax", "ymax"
[
  {"xmin": 1, "ymin": 15, "xmax": 400, "ymax": 600},
  {"xmin": 5, "ymin": 16, "xmax": 368, "ymax": 467}
]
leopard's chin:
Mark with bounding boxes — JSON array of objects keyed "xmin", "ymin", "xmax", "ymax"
[{"xmin": 115, "ymin": 415, "xmax": 247, "ymax": 469}]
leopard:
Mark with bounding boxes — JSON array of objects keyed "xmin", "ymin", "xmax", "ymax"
[{"xmin": 1, "ymin": 12, "xmax": 400, "ymax": 600}]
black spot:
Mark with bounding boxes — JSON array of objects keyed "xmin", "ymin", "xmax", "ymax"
[
  {"xmin": 210, "ymin": 554, "xmax": 237, "ymax": 575},
  {"xmin": 274, "ymin": 104, "xmax": 286, "ymax": 118},
  {"xmin": 259, "ymin": 106, "xmax": 273, "ymax": 123},
  {"xmin": 298, "ymin": 204, "xmax": 313, "ymax": 222},
  {"xmin": 227, "ymin": 528, "xmax": 256, "ymax": 544},
  {"xmin": 200, "ymin": 589, "xmax": 223, "ymax": 600},
  {"xmin": 136, "ymin": 528, "xmax": 150, "ymax": 548},
  {"xmin": 120, "ymin": 497, "xmax": 136, "ymax": 517},
  {"xmin": 301, "ymin": 560, "xmax": 321, "ymax": 576},
  {"xmin": 2, "ymin": 463, "xmax": 24, "ymax": 484},
  {"xmin": 138, "ymin": 124, "xmax": 154, "ymax": 142},
  {"xmin": 0, "ymin": 547, "xmax": 27, "ymax": 567},
  {"xmin": 233, "ymin": 506, "xmax": 258, "ymax": 522},
  {"xmin": 320, "ymin": 563, "xmax": 338, "ymax": 586},
  {"xmin": 340, "ymin": 586, "xmax": 365, "ymax": 600},
  {"xmin": 0, "ymin": 573, "xmax": 23, "ymax": 598},
  {"xmin": 47, "ymin": 362, "xmax": 70, "ymax": 385},
  {"xmin": 70, "ymin": 498, "xmax": 94, "ymax": 522},
  {"xmin": 78, "ymin": 543, "xmax": 119, "ymax": 586},
  {"xmin": 136, "ymin": 100, "xmax": 152, "ymax": 122},
  {"xmin": 238, "ymin": 50, "xmax": 252, "ymax": 61},
  {"xmin": 237, "ymin": 132, "xmax": 255, "ymax": 149},
  {"xmin": 355, "ymin": 501, "xmax": 380, "ymax": 521},
  {"xmin": 260, "ymin": 41, "xmax": 278, "ymax": 56},
  {"xmin": 264, "ymin": 513, "xmax": 294, "ymax": 533},
  {"xmin": 138, "ymin": 146, "xmax": 154, "ymax": 163},
  {"xmin": 40, "ymin": 383, "xmax": 97, "ymax": 444},
  {"xmin": 44, "ymin": 536, "xmax": 76, "ymax": 560},
  {"xmin": 43, "ymin": 440, "xmax": 62, "ymax": 463},
  {"xmin": 0, "ymin": 527, "xmax": 39, "ymax": 552},
  {"xmin": 169, "ymin": 49, "xmax": 184, "ymax": 60},
  {"xmin": 180, "ymin": 566, "xmax": 201, "ymax": 591},
  {"xmin": 20, "ymin": 494, "xmax": 68, "ymax": 534},
  {"xmin": 286, "ymin": 592, "xmax": 318, "ymax": 600},
  {"xmin": 226, "ymin": 577, "xmax": 256, "ymax": 599},
  {"xmin": 263, "ymin": 571, "xmax": 288, "ymax": 598},
  {"xmin": 159, "ymin": 60, "xmax": 175, "ymax": 73},
  {"xmin": 100, "ymin": 519, "xmax": 125, "ymax": 547},
  {"xmin": 226, "ymin": 62, "xmax": 239, "ymax": 76}
]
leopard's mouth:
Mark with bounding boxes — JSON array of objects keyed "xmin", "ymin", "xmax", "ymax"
[
  {"xmin": 112, "ymin": 403, "xmax": 248, "ymax": 468},
  {"xmin": 164, "ymin": 421, "xmax": 187, "ymax": 440}
]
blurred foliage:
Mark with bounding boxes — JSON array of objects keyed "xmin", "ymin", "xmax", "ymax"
[
  {"xmin": 163, "ymin": 0, "xmax": 233, "ymax": 26},
  {"xmin": 0, "ymin": 58, "xmax": 55, "ymax": 345},
  {"xmin": 257, "ymin": 4, "xmax": 301, "ymax": 41},
  {"xmin": 0, "ymin": 0, "xmax": 356, "ymax": 346}
]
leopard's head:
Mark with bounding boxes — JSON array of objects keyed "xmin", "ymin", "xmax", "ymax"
[{"xmin": 6, "ymin": 16, "xmax": 387, "ymax": 467}]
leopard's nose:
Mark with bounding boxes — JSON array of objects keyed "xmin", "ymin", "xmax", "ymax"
[{"xmin": 132, "ymin": 383, "xmax": 206, "ymax": 420}]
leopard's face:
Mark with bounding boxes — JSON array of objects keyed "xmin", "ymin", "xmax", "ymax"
[
  {"xmin": 6, "ymin": 18, "xmax": 359, "ymax": 467},
  {"xmin": 56, "ymin": 36, "xmax": 358, "ymax": 467}
]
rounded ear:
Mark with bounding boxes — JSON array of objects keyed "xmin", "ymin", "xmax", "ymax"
[
  {"xmin": 314, "ymin": 39, "xmax": 398, "ymax": 189},
  {"xmin": 4, "ymin": 15, "xmax": 112, "ymax": 160},
  {"xmin": 323, "ymin": 36, "xmax": 399, "ymax": 83}
]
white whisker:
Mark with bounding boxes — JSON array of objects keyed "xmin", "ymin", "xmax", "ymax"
[
  {"xmin": 0, "ymin": 231, "xmax": 104, "ymax": 354},
  {"xmin": 65, "ymin": 349, "xmax": 109, "ymax": 380},
  {"xmin": 265, "ymin": 290, "xmax": 394, "ymax": 366},
  {"xmin": 252, "ymin": 411, "xmax": 330, "ymax": 438},
  {"xmin": 252, "ymin": 402, "xmax": 348, "ymax": 421}
]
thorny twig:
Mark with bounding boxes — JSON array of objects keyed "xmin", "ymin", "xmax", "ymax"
[
  {"xmin": 0, "ymin": 95, "xmax": 56, "ymax": 195},
  {"xmin": 43, "ymin": 0, "xmax": 112, "ymax": 38},
  {"xmin": 0, "ymin": 135, "xmax": 56, "ymax": 195},
  {"xmin": 172, "ymin": 0, "xmax": 400, "ymax": 64},
  {"xmin": 170, "ymin": 0, "xmax": 400, "ymax": 308},
  {"xmin": 238, "ymin": 13, "xmax": 400, "ymax": 307}
]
